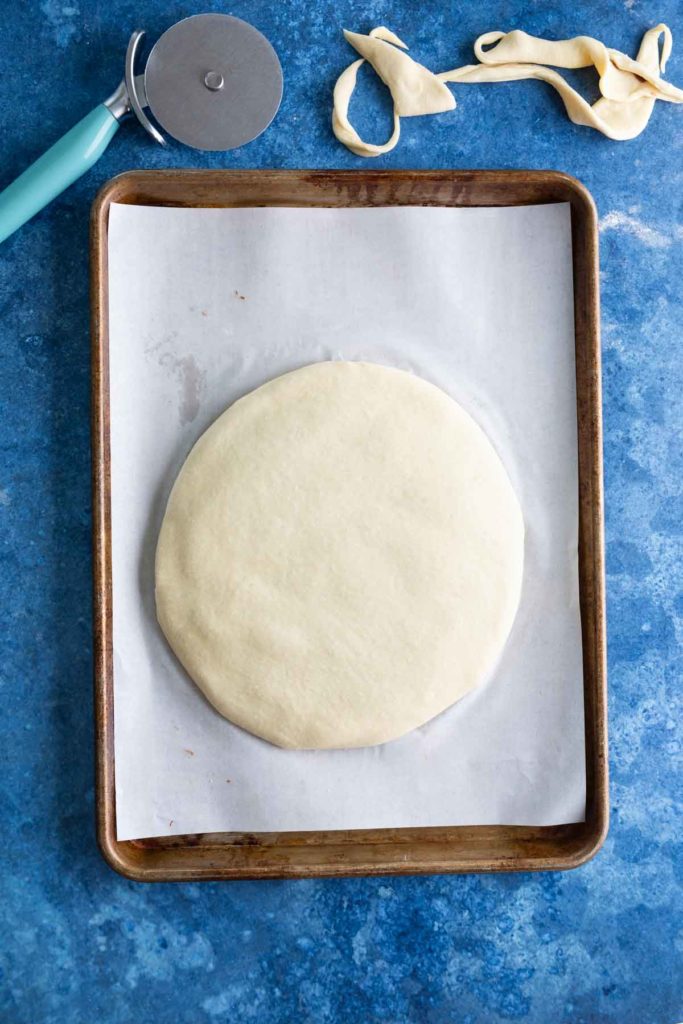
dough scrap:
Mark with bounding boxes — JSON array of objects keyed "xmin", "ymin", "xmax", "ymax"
[
  {"xmin": 155, "ymin": 362, "xmax": 524, "ymax": 750},
  {"xmin": 333, "ymin": 23, "xmax": 683, "ymax": 156}
]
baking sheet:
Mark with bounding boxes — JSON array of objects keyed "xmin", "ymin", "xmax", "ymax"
[{"xmin": 108, "ymin": 200, "xmax": 585, "ymax": 841}]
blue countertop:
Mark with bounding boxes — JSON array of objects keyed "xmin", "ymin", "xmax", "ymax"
[{"xmin": 1, "ymin": 2, "xmax": 681, "ymax": 1021}]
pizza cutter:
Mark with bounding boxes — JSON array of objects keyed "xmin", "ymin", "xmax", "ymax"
[{"xmin": 0, "ymin": 13, "xmax": 283, "ymax": 244}]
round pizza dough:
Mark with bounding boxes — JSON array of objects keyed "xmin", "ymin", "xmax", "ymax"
[{"xmin": 155, "ymin": 361, "xmax": 524, "ymax": 749}]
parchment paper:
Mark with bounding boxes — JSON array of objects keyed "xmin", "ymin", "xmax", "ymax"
[{"xmin": 108, "ymin": 201, "xmax": 585, "ymax": 841}]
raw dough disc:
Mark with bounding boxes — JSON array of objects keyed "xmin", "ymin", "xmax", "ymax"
[{"xmin": 155, "ymin": 361, "xmax": 524, "ymax": 749}]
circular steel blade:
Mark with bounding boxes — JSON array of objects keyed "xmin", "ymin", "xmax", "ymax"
[{"xmin": 144, "ymin": 14, "xmax": 283, "ymax": 152}]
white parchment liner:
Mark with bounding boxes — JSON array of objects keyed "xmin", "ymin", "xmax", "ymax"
[{"xmin": 108, "ymin": 202, "xmax": 585, "ymax": 840}]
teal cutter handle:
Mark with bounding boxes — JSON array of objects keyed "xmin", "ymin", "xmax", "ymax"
[{"xmin": 0, "ymin": 104, "xmax": 120, "ymax": 245}]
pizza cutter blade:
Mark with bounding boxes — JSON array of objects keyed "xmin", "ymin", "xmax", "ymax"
[
  {"xmin": 0, "ymin": 14, "xmax": 283, "ymax": 244},
  {"xmin": 144, "ymin": 14, "xmax": 283, "ymax": 152}
]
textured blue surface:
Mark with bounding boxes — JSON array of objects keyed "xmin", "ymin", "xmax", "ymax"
[{"xmin": 1, "ymin": 1, "xmax": 681, "ymax": 1021}]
